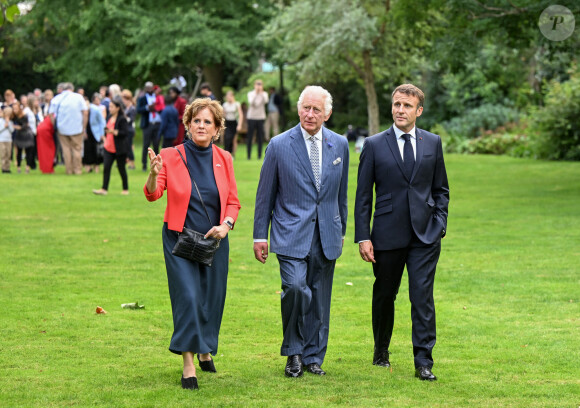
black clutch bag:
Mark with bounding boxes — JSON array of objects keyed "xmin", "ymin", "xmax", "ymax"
[
  {"xmin": 171, "ymin": 148, "xmax": 220, "ymax": 266},
  {"xmin": 172, "ymin": 227, "xmax": 220, "ymax": 266}
]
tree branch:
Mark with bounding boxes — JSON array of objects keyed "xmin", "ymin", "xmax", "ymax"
[
  {"xmin": 344, "ymin": 54, "xmax": 366, "ymax": 80},
  {"xmin": 469, "ymin": 0, "xmax": 528, "ymax": 19},
  {"xmin": 372, "ymin": 0, "xmax": 390, "ymax": 47}
]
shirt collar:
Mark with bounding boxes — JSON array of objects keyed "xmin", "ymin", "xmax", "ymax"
[
  {"xmin": 393, "ymin": 125, "xmax": 416, "ymax": 140},
  {"xmin": 300, "ymin": 126, "xmax": 323, "ymax": 142}
]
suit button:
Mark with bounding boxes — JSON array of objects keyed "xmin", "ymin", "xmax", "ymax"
[{"xmin": 311, "ymin": 219, "xmax": 315, "ymax": 222}]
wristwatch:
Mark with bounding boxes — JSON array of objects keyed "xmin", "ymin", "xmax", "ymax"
[{"xmin": 224, "ymin": 220, "xmax": 234, "ymax": 230}]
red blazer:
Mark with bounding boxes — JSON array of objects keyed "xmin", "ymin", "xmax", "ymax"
[{"xmin": 143, "ymin": 143, "xmax": 241, "ymax": 232}]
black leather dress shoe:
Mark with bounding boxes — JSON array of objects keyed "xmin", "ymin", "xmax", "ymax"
[
  {"xmin": 181, "ymin": 376, "xmax": 199, "ymax": 390},
  {"xmin": 305, "ymin": 363, "xmax": 326, "ymax": 376},
  {"xmin": 415, "ymin": 366, "xmax": 437, "ymax": 381},
  {"xmin": 284, "ymin": 355, "xmax": 303, "ymax": 378},
  {"xmin": 372, "ymin": 351, "xmax": 391, "ymax": 367},
  {"xmin": 198, "ymin": 355, "xmax": 217, "ymax": 373}
]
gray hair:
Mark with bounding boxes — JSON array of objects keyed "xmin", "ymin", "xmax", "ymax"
[
  {"xmin": 297, "ymin": 86, "xmax": 333, "ymax": 116},
  {"xmin": 62, "ymin": 82, "xmax": 74, "ymax": 91},
  {"xmin": 109, "ymin": 84, "xmax": 121, "ymax": 98}
]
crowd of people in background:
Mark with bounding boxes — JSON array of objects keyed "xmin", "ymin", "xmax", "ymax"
[{"xmin": 0, "ymin": 79, "xmax": 285, "ymax": 188}]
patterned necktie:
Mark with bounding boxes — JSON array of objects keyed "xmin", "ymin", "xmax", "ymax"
[
  {"xmin": 402, "ymin": 133, "xmax": 415, "ymax": 179},
  {"xmin": 309, "ymin": 136, "xmax": 320, "ymax": 191}
]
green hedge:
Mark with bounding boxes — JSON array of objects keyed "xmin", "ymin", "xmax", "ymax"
[{"xmin": 531, "ymin": 64, "xmax": 580, "ymax": 161}]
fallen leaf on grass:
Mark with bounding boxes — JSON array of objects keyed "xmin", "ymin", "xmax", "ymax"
[
  {"xmin": 275, "ymin": 291, "xmax": 281, "ymax": 294},
  {"xmin": 103, "ymin": 239, "xmax": 109, "ymax": 243},
  {"xmin": 96, "ymin": 306, "xmax": 107, "ymax": 314},
  {"xmin": 521, "ymin": 344, "xmax": 528, "ymax": 348},
  {"xmin": 121, "ymin": 302, "xmax": 145, "ymax": 309}
]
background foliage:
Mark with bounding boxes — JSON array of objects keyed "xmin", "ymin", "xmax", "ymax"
[{"xmin": 0, "ymin": 0, "xmax": 579, "ymax": 159}]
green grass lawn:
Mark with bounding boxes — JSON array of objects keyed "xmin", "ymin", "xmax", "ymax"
[{"xmin": 0, "ymin": 146, "xmax": 579, "ymax": 407}]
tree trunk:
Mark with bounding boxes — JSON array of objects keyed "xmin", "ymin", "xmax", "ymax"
[
  {"xmin": 362, "ymin": 50, "xmax": 380, "ymax": 135},
  {"xmin": 202, "ymin": 63, "xmax": 224, "ymax": 101}
]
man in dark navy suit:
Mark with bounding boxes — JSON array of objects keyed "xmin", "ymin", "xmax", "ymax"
[{"xmin": 354, "ymin": 84, "xmax": 449, "ymax": 381}]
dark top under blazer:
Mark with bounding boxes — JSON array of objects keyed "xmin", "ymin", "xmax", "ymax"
[
  {"xmin": 253, "ymin": 124, "xmax": 349, "ymax": 260},
  {"xmin": 354, "ymin": 126, "xmax": 449, "ymax": 251},
  {"xmin": 109, "ymin": 114, "xmax": 130, "ymax": 155}
]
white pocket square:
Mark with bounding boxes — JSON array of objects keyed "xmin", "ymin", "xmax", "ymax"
[
  {"xmin": 333, "ymin": 157, "xmax": 342, "ymax": 165},
  {"xmin": 215, "ymin": 163, "xmax": 222, "ymax": 167}
]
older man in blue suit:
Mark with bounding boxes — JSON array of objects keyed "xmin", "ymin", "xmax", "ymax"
[
  {"xmin": 355, "ymin": 84, "xmax": 449, "ymax": 381},
  {"xmin": 253, "ymin": 86, "xmax": 349, "ymax": 378}
]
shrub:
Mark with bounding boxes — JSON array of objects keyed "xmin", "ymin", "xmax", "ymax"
[
  {"xmin": 467, "ymin": 133, "xmax": 529, "ymax": 156},
  {"xmin": 531, "ymin": 64, "xmax": 580, "ymax": 161},
  {"xmin": 441, "ymin": 103, "xmax": 521, "ymax": 139}
]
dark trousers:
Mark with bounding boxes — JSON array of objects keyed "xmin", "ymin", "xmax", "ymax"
[
  {"xmin": 162, "ymin": 138, "xmax": 175, "ymax": 148},
  {"xmin": 246, "ymin": 119, "xmax": 264, "ymax": 159},
  {"xmin": 102, "ymin": 150, "xmax": 128, "ymax": 191},
  {"xmin": 141, "ymin": 123, "xmax": 160, "ymax": 169},
  {"xmin": 127, "ymin": 130, "xmax": 135, "ymax": 161},
  {"xmin": 224, "ymin": 120, "xmax": 237, "ymax": 154},
  {"xmin": 276, "ymin": 223, "xmax": 335, "ymax": 366},
  {"xmin": 372, "ymin": 235, "xmax": 441, "ymax": 369},
  {"xmin": 53, "ymin": 131, "xmax": 63, "ymax": 165},
  {"xmin": 16, "ymin": 146, "xmax": 36, "ymax": 169}
]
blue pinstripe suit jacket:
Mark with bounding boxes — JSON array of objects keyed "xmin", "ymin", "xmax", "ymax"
[{"xmin": 253, "ymin": 124, "xmax": 349, "ymax": 260}]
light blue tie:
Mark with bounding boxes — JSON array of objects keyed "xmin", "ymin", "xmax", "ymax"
[{"xmin": 309, "ymin": 136, "xmax": 320, "ymax": 191}]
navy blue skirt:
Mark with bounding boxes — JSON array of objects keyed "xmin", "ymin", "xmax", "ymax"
[{"xmin": 162, "ymin": 223, "xmax": 229, "ymax": 355}]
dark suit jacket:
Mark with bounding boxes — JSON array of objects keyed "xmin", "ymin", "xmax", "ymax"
[
  {"xmin": 354, "ymin": 126, "xmax": 449, "ymax": 250},
  {"xmin": 136, "ymin": 94, "xmax": 151, "ymax": 129},
  {"xmin": 158, "ymin": 105, "xmax": 179, "ymax": 140}
]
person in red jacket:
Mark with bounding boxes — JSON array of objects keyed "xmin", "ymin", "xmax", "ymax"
[
  {"xmin": 169, "ymin": 86, "xmax": 187, "ymax": 146},
  {"xmin": 153, "ymin": 85, "xmax": 166, "ymax": 113},
  {"xmin": 144, "ymin": 98, "xmax": 240, "ymax": 391}
]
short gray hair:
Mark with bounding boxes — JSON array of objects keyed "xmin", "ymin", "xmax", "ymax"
[
  {"xmin": 297, "ymin": 85, "xmax": 333, "ymax": 116},
  {"xmin": 62, "ymin": 82, "xmax": 74, "ymax": 91},
  {"xmin": 109, "ymin": 84, "xmax": 121, "ymax": 98}
]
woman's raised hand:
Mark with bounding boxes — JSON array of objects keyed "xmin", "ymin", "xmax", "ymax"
[{"xmin": 148, "ymin": 148, "xmax": 163, "ymax": 176}]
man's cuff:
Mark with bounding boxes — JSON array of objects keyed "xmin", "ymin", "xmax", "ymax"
[
  {"xmin": 358, "ymin": 240, "xmax": 370, "ymax": 244},
  {"xmin": 253, "ymin": 239, "xmax": 267, "ymax": 243}
]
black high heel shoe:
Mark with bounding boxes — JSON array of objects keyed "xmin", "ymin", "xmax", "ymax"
[
  {"xmin": 181, "ymin": 376, "xmax": 199, "ymax": 390},
  {"xmin": 197, "ymin": 355, "xmax": 217, "ymax": 373}
]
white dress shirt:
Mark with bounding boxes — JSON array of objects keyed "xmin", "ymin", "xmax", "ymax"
[
  {"xmin": 48, "ymin": 90, "xmax": 88, "ymax": 136},
  {"xmin": 393, "ymin": 125, "xmax": 417, "ymax": 161}
]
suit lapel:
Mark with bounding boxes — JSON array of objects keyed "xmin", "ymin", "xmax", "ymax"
[
  {"xmin": 410, "ymin": 129, "xmax": 424, "ymax": 181},
  {"xmin": 290, "ymin": 125, "xmax": 317, "ymax": 188},
  {"xmin": 384, "ymin": 127, "xmax": 408, "ymax": 180},
  {"xmin": 211, "ymin": 146, "xmax": 228, "ymax": 214}
]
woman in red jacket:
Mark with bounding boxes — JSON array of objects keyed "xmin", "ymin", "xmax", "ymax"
[
  {"xmin": 93, "ymin": 96, "xmax": 130, "ymax": 195},
  {"xmin": 144, "ymin": 98, "xmax": 240, "ymax": 390}
]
